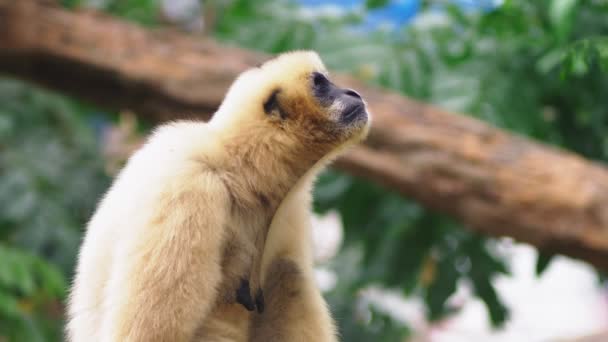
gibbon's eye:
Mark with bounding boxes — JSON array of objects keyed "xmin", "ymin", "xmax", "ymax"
[
  {"xmin": 263, "ymin": 89, "xmax": 288, "ymax": 120},
  {"xmin": 263, "ymin": 90, "xmax": 279, "ymax": 114},
  {"xmin": 312, "ymin": 72, "xmax": 329, "ymax": 89},
  {"xmin": 312, "ymin": 72, "xmax": 332, "ymax": 102}
]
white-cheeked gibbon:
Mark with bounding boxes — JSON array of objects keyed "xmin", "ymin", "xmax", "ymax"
[{"xmin": 66, "ymin": 50, "xmax": 371, "ymax": 342}]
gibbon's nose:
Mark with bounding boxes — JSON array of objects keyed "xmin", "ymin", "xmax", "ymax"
[{"xmin": 343, "ymin": 89, "xmax": 362, "ymax": 100}]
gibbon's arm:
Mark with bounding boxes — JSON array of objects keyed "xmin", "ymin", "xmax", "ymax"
[
  {"xmin": 99, "ymin": 174, "xmax": 230, "ymax": 342},
  {"xmin": 251, "ymin": 187, "xmax": 338, "ymax": 342}
]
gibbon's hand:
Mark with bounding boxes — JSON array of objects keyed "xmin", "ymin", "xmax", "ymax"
[
  {"xmin": 235, "ymin": 279, "xmax": 265, "ymax": 313},
  {"xmin": 236, "ymin": 279, "xmax": 255, "ymax": 311}
]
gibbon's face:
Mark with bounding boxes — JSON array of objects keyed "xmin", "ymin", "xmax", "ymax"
[
  {"xmin": 215, "ymin": 51, "xmax": 370, "ymax": 161},
  {"xmin": 260, "ymin": 55, "xmax": 369, "ymax": 139}
]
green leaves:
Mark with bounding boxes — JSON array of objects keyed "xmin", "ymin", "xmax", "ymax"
[
  {"xmin": 316, "ymin": 172, "xmax": 511, "ymax": 332},
  {"xmin": 561, "ymin": 38, "xmax": 608, "ymax": 77},
  {"xmin": 465, "ymin": 238, "xmax": 510, "ymax": 326},
  {"xmin": 365, "ymin": 0, "xmax": 390, "ymax": 10},
  {"xmin": 549, "ymin": 0, "xmax": 579, "ymax": 41},
  {"xmin": 535, "ymin": 252, "xmax": 555, "ymax": 276},
  {"xmin": 425, "ymin": 255, "xmax": 459, "ymax": 322},
  {"xmin": 0, "ymin": 78, "xmax": 110, "ymax": 341},
  {"xmin": 61, "ymin": 0, "xmax": 160, "ymax": 26},
  {"xmin": 0, "ymin": 244, "xmax": 67, "ymax": 341},
  {"xmin": 471, "ymin": 275, "xmax": 509, "ymax": 326},
  {"xmin": 0, "ymin": 245, "xmax": 66, "ymax": 302}
]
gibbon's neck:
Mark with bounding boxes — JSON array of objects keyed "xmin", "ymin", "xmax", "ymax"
[{"xmin": 217, "ymin": 124, "xmax": 329, "ymax": 214}]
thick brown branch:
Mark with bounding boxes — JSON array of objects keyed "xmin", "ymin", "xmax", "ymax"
[{"xmin": 3, "ymin": 0, "xmax": 608, "ymax": 270}]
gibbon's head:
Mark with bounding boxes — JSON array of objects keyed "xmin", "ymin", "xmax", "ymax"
[{"xmin": 212, "ymin": 51, "xmax": 370, "ymax": 166}]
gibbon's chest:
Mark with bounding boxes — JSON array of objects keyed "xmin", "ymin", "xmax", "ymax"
[
  {"xmin": 215, "ymin": 201, "xmax": 276, "ymax": 303},
  {"xmin": 194, "ymin": 301, "xmax": 252, "ymax": 342},
  {"xmin": 219, "ymin": 185, "xmax": 288, "ymax": 261}
]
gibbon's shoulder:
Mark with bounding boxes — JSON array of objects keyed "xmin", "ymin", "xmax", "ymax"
[
  {"xmin": 143, "ymin": 120, "xmax": 209, "ymax": 154},
  {"xmin": 110, "ymin": 121, "xmax": 220, "ymax": 189},
  {"xmin": 129, "ymin": 121, "xmax": 216, "ymax": 165}
]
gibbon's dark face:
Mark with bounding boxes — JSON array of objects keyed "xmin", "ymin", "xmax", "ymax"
[{"xmin": 310, "ymin": 71, "xmax": 368, "ymax": 127}]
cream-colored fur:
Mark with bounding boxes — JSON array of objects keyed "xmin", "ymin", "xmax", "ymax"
[{"xmin": 66, "ymin": 51, "xmax": 369, "ymax": 342}]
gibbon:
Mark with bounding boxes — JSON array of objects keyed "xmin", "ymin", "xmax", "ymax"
[{"xmin": 66, "ymin": 51, "xmax": 370, "ymax": 342}]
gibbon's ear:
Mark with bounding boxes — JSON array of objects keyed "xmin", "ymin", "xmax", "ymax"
[{"xmin": 263, "ymin": 89, "xmax": 287, "ymax": 120}]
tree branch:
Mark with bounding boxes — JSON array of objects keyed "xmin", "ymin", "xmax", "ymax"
[{"xmin": 3, "ymin": 0, "xmax": 608, "ymax": 270}]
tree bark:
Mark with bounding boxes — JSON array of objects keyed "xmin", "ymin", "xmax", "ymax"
[{"xmin": 3, "ymin": 0, "xmax": 608, "ymax": 270}]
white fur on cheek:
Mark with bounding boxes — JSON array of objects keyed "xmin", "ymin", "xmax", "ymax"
[{"xmin": 328, "ymin": 100, "xmax": 345, "ymax": 122}]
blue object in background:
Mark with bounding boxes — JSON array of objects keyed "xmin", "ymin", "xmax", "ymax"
[
  {"xmin": 298, "ymin": 0, "xmax": 361, "ymax": 7},
  {"xmin": 298, "ymin": 0, "xmax": 420, "ymax": 29},
  {"xmin": 365, "ymin": 0, "xmax": 420, "ymax": 29},
  {"xmin": 297, "ymin": 0, "xmax": 500, "ymax": 30},
  {"xmin": 452, "ymin": 0, "xmax": 499, "ymax": 11}
]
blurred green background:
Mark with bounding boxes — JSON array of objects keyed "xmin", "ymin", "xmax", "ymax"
[{"xmin": 2, "ymin": 0, "xmax": 608, "ymax": 340}]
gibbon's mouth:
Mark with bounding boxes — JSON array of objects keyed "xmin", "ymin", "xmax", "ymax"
[{"xmin": 340, "ymin": 103, "xmax": 367, "ymax": 125}]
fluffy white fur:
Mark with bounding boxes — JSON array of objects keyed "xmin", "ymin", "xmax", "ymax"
[{"xmin": 66, "ymin": 51, "xmax": 369, "ymax": 342}]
